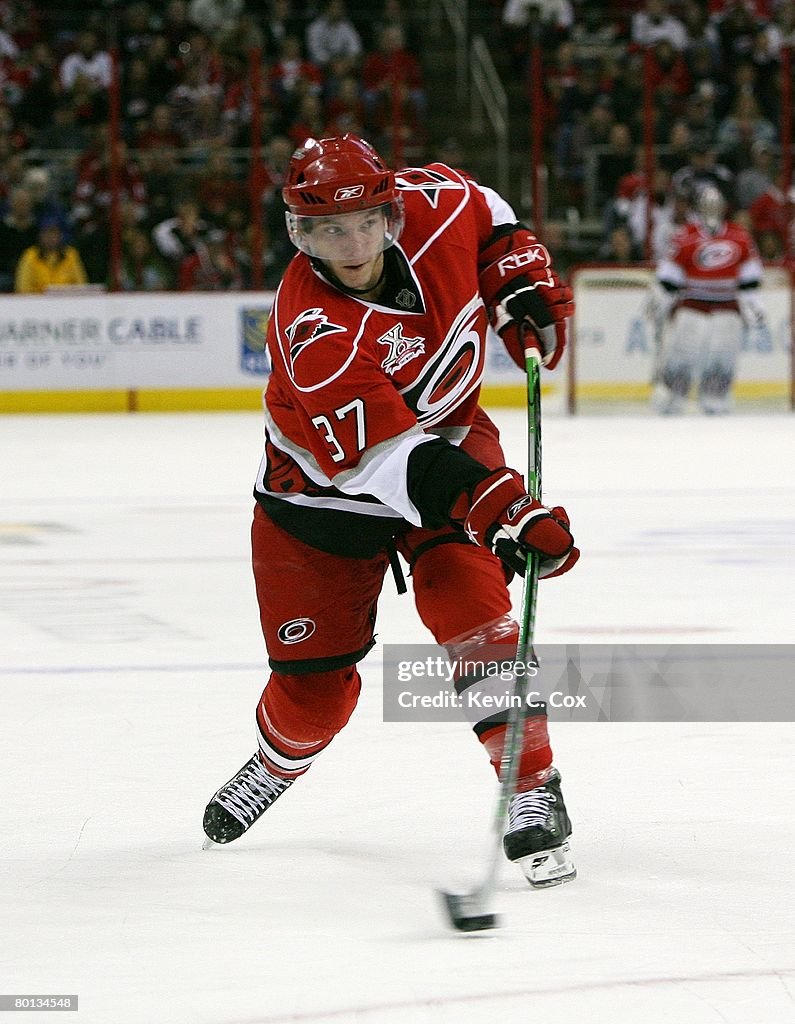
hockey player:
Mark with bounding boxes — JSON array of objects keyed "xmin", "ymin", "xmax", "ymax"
[
  {"xmin": 648, "ymin": 183, "xmax": 767, "ymax": 414},
  {"xmin": 203, "ymin": 134, "xmax": 579, "ymax": 887}
]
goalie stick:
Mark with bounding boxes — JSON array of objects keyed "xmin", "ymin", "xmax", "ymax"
[{"xmin": 438, "ymin": 336, "xmax": 543, "ymax": 933}]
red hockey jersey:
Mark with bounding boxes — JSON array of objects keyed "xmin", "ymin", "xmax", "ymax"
[
  {"xmin": 657, "ymin": 221, "xmax": 763, "ymax": 311},
  {"xmin": 255, "ymin": 163, "xmax": 517, "ymax": 556}
]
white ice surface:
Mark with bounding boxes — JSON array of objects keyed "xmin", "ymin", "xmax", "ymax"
[{"xmin": 1, "ymin": 409, "xmax": 794, "ymax": 1024}]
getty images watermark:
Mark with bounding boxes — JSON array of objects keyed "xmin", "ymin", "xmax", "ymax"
[
  {"xmin": 395, "ymin": 654, "xmax": 586, "ymax": 714},
  {"xmin": 382, "ymin": 644, "xmax": 795, "ymax": 723}
]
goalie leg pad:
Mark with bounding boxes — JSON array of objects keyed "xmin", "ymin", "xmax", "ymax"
[
  {"xmin": 651, "ymin": 307, "xmax": 703, "ymax": 414},
  {"xmin": 698, "ymin": 310, "xmax": 740, "ymax": 414}
]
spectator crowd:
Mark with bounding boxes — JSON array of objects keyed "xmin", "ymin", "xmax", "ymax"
[
  {"xmin": 0, "ymin": 0, "xmax": 426, "ymax": 292},
  {"xmin": 494, "ymin": 0, "xmax": 795, "ymax": 267},
  {"xmin": 1, "ymin": 0, "xmax": 794, "ymax": 293}
]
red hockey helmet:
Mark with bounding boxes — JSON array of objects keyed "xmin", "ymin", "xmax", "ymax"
[{"xmin": 283, "ymin": 134, "xmax": 404, "ymax": 257}]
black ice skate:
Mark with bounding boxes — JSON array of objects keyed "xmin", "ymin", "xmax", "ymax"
[
  {"xmin": 503, "ymin": 769, "xmax": 576, "ymax": 888},
  {"xmin": 203, "ymin": 754, "xmax": 293, "ymax": 846}
]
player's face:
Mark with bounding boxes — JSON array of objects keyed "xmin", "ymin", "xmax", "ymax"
[{"xmin": 306, "ymin": 209, "xmax": 387, "ymax": 291}]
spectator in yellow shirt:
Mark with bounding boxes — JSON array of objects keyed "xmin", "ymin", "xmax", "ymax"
[{"xmin": 14, "ymin": 220, "xmax": 88, "ymax": 294}]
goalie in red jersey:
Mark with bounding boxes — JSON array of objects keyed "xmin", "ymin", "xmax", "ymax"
[
  {"xmin": 648, "ymin": 184, "xmax": 768, "ymax": 414},
  {"xmin": 203, "ymin": 134, "xmax": 579, "ymax": 887}
]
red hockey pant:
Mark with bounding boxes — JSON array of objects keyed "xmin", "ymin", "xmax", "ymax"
[{"xmin": 251, "ymin": 411, "xmax": 553, "ymax": 785}]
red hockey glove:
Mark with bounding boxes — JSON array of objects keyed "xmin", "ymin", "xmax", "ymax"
[
  {"xmin": 479, "ymin": 232, "xmax": 574, "ymax": 370},
  {"xmin": 451, "ymin": 467, "xmax": 580, "ymax": 579}
]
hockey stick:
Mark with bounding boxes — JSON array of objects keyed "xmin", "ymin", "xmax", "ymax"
[{"xmin": 438, "ymin": 342, "xmax": 542, "ymax": 933}]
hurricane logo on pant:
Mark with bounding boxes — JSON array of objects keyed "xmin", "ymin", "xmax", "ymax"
[{"xmin": 277, "ymin": 617, "xmax": 317, "ymax": 644}]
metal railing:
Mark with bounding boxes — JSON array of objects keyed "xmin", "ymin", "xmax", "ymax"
[
  {"xmin": 470, "ymin": 34, "xmax": 509, "ymax": 198},
  {"xmin": 435, "ymin": 0, "xmax": 468, "ymax": 104}
]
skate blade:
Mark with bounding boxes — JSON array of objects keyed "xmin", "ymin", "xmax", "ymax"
[
  {"xmin": 517, "ymin": 842, "xmax": 576, "ymax": 889},
  {"xmin": 202, "ymin": 835, "xmax": 223, "ymax": 850}
]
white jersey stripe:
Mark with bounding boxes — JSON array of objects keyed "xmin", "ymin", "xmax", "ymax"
[
  {"xmin": 332, "ymin": 428, "xmax": 436, "ymax": 526},
  {"xmin": 410, "ymin": 166, "xmax": 472, "ymax": 265},
  {"xmin": 475, "ymin": 183, "xmax": 519, "ymax": 226}
]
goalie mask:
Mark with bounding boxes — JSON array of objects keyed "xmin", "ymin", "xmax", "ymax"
[
  {"xmin": 695, "ymin": 185, "xmax": 727, "ymax": 234},
  {"xmin": 282, "ymin": 134, "xmax": 404, "ymax": 258}
]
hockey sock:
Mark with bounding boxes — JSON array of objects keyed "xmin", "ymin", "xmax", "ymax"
[
  {"xmin": 256, "ymin": 666, "xmax": 362, "ymax": 779},
  {"xmin": 445, "ymin": 614, "xmax": 554, "ymax": 790}
]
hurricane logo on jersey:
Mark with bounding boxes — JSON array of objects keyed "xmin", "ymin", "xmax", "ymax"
[
  {"xmin": 377, "ymin": 323, "xmax": 425, "ymax": 376},
  {"xmin": 285, "ymin": 308, "xmax": 346, "ymax": 363},
  {"xmin": 694, "ymin": 240, "xmax": 741, "ymax": 270},
  {"xmin": 398, "ymin": 298, "xmax": 486, "ymax": 427},
  {"xmin": 395, "ymin": 168, "xmax": 464, "ymax": 208}
]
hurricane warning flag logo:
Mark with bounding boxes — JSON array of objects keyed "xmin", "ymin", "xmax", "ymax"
[
  {"xmin": 377, "ymin": 323, "xmax": 425, "ymax": 376},
  {"xmin": 285, "ymin": 308, "xmax": 346, "ymax": 363}
]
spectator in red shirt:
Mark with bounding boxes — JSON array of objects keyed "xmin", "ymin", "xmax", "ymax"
[
  {"xmin": 647, "ymin": 38, "xmax": 692, "ymax": 121},
  {"xmin": 269, "ymin": 34, "xmax": 323, "ymax": 114},
  {"xmin": 324, "ymin": 73, "xmax": 365, "ymax": 136},
  {"xmin": 136, "ymin": 104, "xmax": 184, "ymax": 151},
  {"xmin": 287, "ymin": 92, "xmax": 326, "ymax": 148},
  {"xmin": 73, "ymin": 139, "xmax": 147, "ymax": 227},
  {"xmin": 195, "ymin": 149, "xmax": 246, "ymax": 222},
  {"xmin": 362, "ymin": 24, "xmax": 425, "ymax": 126},
  {"xmin": 748, "ymin": 184, "xmax": 795, "ymax": 258}
]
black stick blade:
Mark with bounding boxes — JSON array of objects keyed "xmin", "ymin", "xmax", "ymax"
[{"xmin": 437, "ymin": 890, "xmax": 501, "ymax": 932}]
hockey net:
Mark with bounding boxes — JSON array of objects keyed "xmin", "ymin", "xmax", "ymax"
[{"xmin": 562, "ymin": 264, "xmax": 794, "ymax": 414}]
